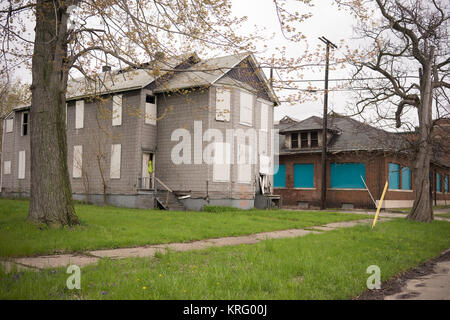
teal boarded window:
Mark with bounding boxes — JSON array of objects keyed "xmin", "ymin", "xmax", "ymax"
[
  {"xmin": 436, "ymin": 173, "xmax": 441, "ymax": 192},
  {"xmin": 388, "ymin": 163, "xmax": 400, "ymax": 189},
  {"xmin": 274, "ymin": 164, "xmax": 286, "ymax": 188},
  {"xmin": 294, "ymin": 164, "xmax": 314, "ymax": 188},
  {"xmin": 445, "ymin": 175, "xmax": 449, "ymax": 193},
  {"xmin": 401, "ymin": 167, "xmax": 411, "ymax": 190},
  {"xmin": 330, "ymin": 163, "xmax": 366, "ymax": 189}
]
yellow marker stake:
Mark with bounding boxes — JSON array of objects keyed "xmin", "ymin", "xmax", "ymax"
[{"xmin": 372, "ymin": 181, "xmax": 389, "ymax": 229}]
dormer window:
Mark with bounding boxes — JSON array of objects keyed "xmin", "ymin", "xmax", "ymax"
[
  {"xmin": 291, "ymin": 133, "xmax": 298, "ymax": 148},
  {"xmin": 300, "ymin": 132, "xmax": 308, "ymax": 148},
  {"xmin": 289, "ymin": 131, "xmax": 321, "ymax": 149},
  {"xmin": 310, "ymin": 132, "xmax": 318, "ymax": 147}
]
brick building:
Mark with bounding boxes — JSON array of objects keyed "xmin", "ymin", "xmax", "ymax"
[{"xmin": 273, "ymin": 114, "xmax": 450, "ymax": 209}]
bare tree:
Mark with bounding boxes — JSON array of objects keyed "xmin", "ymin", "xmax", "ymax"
[
  {"xmin": 335, "ymin": 0, "xmax": 450, "ymax": 221},
  {"xmin": 0, "ymin": 0, "xmax": 258, "ymax": 227}
]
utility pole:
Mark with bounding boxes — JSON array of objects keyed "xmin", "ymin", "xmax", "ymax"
[{"xmin": 319, "ymin": 36, "xmax": 337, "ymax": 210}]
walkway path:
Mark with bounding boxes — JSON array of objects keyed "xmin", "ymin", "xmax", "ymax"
[{"xmin": 3, "ymin": 218, "xmax": 386, "ymax": 271}]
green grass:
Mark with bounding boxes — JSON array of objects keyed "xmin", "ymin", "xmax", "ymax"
[
  {"xmin": 1, "ymin": 219, "xmax": 449, "ymax": 299},
  {"xmin": 0, "ymin": 198, "xmax": 370, "ymax": 257}
]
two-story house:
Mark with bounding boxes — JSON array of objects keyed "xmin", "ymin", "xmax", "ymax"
[
  {"xmin": 1, "ymin": 52, "xmax": 279, "ymax": 210},
  {"xmin": 274, "ymin": 113, "xmax": 450, "ymax": 209}
]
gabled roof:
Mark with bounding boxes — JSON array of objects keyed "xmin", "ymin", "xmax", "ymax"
[
  {"xmin": 153, "ymin": 53, "xmax": 279, "ymax": 105},
  {"xmin": 281, "ymin": 115, "xmax": 339, "ymax": 133},
  {"xmin": 66, "ymin": 53, "xmax": 197, "ymax": 100}
]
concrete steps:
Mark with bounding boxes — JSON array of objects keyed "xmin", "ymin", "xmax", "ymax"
[{"xmin": 155, "ymin": 190, "xmax": 185, "ymax": 211}]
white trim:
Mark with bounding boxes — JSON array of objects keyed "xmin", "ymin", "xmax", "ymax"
[{"xmin": 388, "ymin": 189, "xmax": 413, "ymax": 192}]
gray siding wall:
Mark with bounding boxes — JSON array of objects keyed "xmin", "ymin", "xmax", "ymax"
[
  {"xmin": 155, "ymin": 88, "xmax": 210, "ymax": 195},
  {"xmin": 1, "ymin": 111, "xmax": 31, "ymax": 193},
  {"xmin": 155, "ymin": 83, "xmax": 275, "ymax": 201},
  {"xmin": 1, "ymin": 89, "xmax": 153, "ymax": 198},
  {"xmin": 66, "ymin": 89, "xmax": 144, "ymax": 196},
  {"xmin": 208, "ymin": 82, "xmax": 274, "ymax": 200}
]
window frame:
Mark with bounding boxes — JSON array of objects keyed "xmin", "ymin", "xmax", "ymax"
[{"xmin": 21, "ymin": 112, "xmax": 29, "ymax": 136}]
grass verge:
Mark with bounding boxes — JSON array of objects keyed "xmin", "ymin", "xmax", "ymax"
[
  {"xmin": 1, "ymin": 219, "xmax": 449, "ymax": 299},
  {"xmin": 0, "ymin": 198, "xmax": 369, "ymax": 257}
]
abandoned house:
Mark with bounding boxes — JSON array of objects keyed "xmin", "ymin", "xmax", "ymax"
[
  {"xmin": 273, "ymin": 114, "xmax": 450, "ymax": 209},
  {"xmin": 0, "ymin": 52, "xmax": 280, "ymax": 210}
]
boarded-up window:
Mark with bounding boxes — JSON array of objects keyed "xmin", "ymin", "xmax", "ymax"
[
  {"xmin": 330, "ymin": 163, "xmax": 366, "ymax": 189},
  {"xmin": 110, "ymin": 144, "xmax": 121, "ymax": 179},
  {"xmin": 213, "ymin": 142, "xmax": 230, "ymax": 182},
  {"xmin": 5, "ymin": 118, "xmax": 13, "ymax": 133},
  {"xmin": 273, "ymin": 164, "xmax": 286, "ymax": 188},
  {"xmin": 260, "ymin": 102, "xmax": 269, "ymax": 131},
  {"xmin": 73, "ymin": 145, "xmax": 83, "ymax": 178},
  {"xmin": 75, "ymin": 100, "xmax": 84, "ymax": 129},
  {"xmin": 18, "ymin": 151, "xmax": 25, "ymax": 179},
  {"xmin": 294, "ymin": 163, "xmax": 314, "ymax": 188},
  {"xmin": 145, "ymin": 95, "xmax": 156, "ymax": 125},
  {"xmin": 4, "ymin": 161, "xmax": 11, "ymax": 175},
  {"xmin": 112, "ymin": 94, "xmax": 122, "ymax": 126},
  {"xmin": 388, "ymin": 163, "xmax": 400, "ymax": 189},
  {"xmin": 240, "ymin": 91, "xmax": 253, "ymax": 126},
  {"xmin": 237, "ymin": 144, "xmax": 252, "ymax": 183},
  {"xmin": 216, "ymin": 87, "xmax": 231, "ymax": 121}
]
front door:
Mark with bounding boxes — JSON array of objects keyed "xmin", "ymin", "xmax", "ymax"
[{"xmin": 142, "ymin": 152, "xmax": 153, "ymax": 189}]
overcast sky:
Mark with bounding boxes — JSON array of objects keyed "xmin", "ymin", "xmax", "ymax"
[{"xmin": 232, "ymin": 0, "xmax": 358, "ymax": 122}]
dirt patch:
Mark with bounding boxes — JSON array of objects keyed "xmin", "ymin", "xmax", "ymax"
[{"xmin": 355, "ymin": 249, "xmax": 450, "ymax": 300}]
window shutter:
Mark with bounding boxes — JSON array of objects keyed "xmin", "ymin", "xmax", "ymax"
[
  {"xmin": 18, "ymin": 151, "xmax": 25, "ymax": 179},
  {"xmin": 5, "ymin": 118, "xmax": 13, "ymax": 133},
  {"xmin": 145, "ymin": 102, "xmax": 156, "ymax": 125},
  {"xmin": 213, "ymin": 142, "xmax": 230, "ymax": 182},
  {"xmin": 73, "ymin": 145, "xmax": 83, "ymax": 178},
  {"xmin": 110, "ymin": 144, "xmax": 122, "ymax": 179},
  {"xmin": 112, "ymin": 94, "xmax": 122, "ymax": 126},
  {"xmin": 4, "ymin": 161, "xmax": 11, "ymax": 175},
  {"xmin": 75, "ymin": 100, "xmax": 84, "ymax": 129},
  {"xmin": 215, "ymin": 88, "xmax": 231, "ymax": 121}
]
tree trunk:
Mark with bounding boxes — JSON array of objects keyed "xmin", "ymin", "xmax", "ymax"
[
  {"xmin": 407, "ymin": 60, "xmax": 434, "ymax": 222},
  {"xmin": 28, "ymin": 1, "xmax": 79, "ymax": 227}
]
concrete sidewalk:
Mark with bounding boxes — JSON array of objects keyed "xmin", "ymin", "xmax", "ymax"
[
  {"xmin": 2, "ymin": 218, "xmax": 383, "ymax": 271},
  {"xmin": 385, "ymin": 259, "xmax": 450, "ymax": 300}
]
